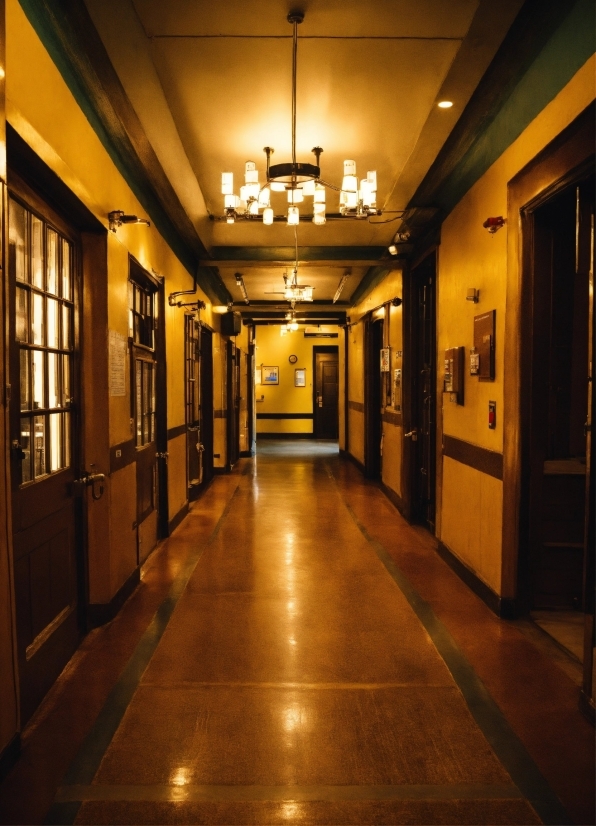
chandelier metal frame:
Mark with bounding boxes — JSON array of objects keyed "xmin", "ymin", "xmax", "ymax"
[{"xmin": 220, "ymin": 11, "xmax": 380, "ymax": 225}]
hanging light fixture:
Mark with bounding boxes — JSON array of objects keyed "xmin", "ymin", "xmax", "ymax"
[{"xmin": 221, "ymin": 12, "xmax": 379, "ymax": 225}]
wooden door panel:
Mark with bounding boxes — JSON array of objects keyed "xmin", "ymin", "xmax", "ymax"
[
  {"xmin": 314, "ymin": 349, "xmax": 339, "ymax": 440},
  {"xmin": 14, "ymin": 468, "xmax": 74, "ymax": 532}
]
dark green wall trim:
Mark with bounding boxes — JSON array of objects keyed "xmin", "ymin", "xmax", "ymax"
[
  {"xmin": 350, "ymin": 266, "xmax": 393, "ymax": 306},
  {"xmin": 348, "ymin": 400, "xmax": 364, "ymax": 413},
  {"xmin": 87, "ymin": 567, "xmax": 140, "ymax": 629},
  {"xmin": 256, "ymin": 412, "xmax": 313, "ymax": 420},
  {"xmin": 437, "ymin": 541, "xmax": 517, "ymax": 620},
  {"xmin": 210, "ymin": 246, "xmax": 387, "ymax": 262},
  {"xmin": 16, "ymin": 0, "xmax": 230, "ymax": 305},
  {"xmin": 0, "ymin": 733, "xmax": 20, "ymax": 784},
  {"xmin": 214, "ymin": 409, "xmax": 227, "ymax": 419},
  {"xmin": 382, "ymin": 410, "xmax": 402, "ymax": 427},
  {"xmin": 443, "ymin": 435, "xmax": 503, "ymax": 480},
  {"xmin": 411, "ymin": 0, "xmax": 595, "ymax": 220},
  {"xmin": 167, "ymin": 424, "xmax": 186, "ymax": 441},
  {"xmin": 257, "ymin": 433, "xmax": 314, "ymax": 439}
]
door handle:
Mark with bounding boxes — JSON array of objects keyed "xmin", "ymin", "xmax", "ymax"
[
  {"xmin": 74, "ymin": 472, "xmax": 106, "ymax": 500},
  {"xmin": 404, "ymin": 429, "xmax": 418, "ymax": 441},
  {"xmin": 156, "ymin": 451, "xmax": 169, "ymax": 464},
  {"xmin": 11, "ymin": 440, "xmax": 26, "ymax": 462}
]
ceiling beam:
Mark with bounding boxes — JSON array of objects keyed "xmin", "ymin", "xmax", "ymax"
[{"xmin": 206, "ymin": 246, "xmax": 389, "ymax": 264}]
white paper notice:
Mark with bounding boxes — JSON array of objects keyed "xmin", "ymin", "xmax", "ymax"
[{"xmin": 109, "ymin": 330, "xmax": 127, "ymax": 397}]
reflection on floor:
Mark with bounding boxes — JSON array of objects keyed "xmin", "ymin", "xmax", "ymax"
[
  {"xmin": 531, "ymin": 610, "xmax": 585, "ymax": 662},
  {"xmin": 0, "ymin": 440, "xmax": 593, "ymax": 825}
]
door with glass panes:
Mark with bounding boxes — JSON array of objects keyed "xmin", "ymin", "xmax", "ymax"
[
  {"xmin": 129, "ymin": 262, "xmax": 160, "ymax": 562},
  {"xmin": 8, "ymin": 184, "xmax": 81, "ymax": 724}
]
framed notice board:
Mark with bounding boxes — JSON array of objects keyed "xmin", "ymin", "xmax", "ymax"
[{"xmin": 473, "ymin": 310, "xmax": 495, "ymax": 380}]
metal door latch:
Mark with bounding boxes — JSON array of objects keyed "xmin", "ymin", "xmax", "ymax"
[
  {"xmin": 156, "ymin": 451, "xmax": 169, "ymax": 464},
  {"xmin": 74, "ymin": 472, "xmax": 106, "ymax": 500},
  {"xmin": 404, "ymin": 429, "xmax": 418, "ymax": 441},
  {"xmin": 11, "ymin": 440, "xmax": 26, "ymax": 461}
]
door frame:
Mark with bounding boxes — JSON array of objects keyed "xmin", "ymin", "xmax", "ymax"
[
  {"xmin": 363, "ymin": 321, "xmax": 382, "ymax": 476},
  {"xmin": 312, "ymin": 344, "xmax": 339, "ymax": 440}
]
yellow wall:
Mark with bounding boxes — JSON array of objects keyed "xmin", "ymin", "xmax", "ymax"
[
  {"xmin": 6, "ymin": 0, "xmax": 215, "ymax": 607},
  {"xmin": 255, "ymin": 325, "xmax": 343, "ymax": 435},
  {"xmin": 437, "ymin": 55, "xmax": 595, "ymax": 595}
]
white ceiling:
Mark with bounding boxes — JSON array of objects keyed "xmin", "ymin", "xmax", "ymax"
[{"xmin": 84, "ymin": 0, "xmax": 524, "ymax": 304}]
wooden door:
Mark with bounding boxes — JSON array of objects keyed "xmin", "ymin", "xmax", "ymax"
[
  {"xmin": 185, "ymin": 315, "xmax": 201, "ymax": 499},
  {"xmin": 129, "ymin": 262, "xmax": 161, "ymax": 563},
  {"xmin": 364, "ymin": 322, "xmax": 382, "ymax": 475},
  {"xmin": 8, "ymin": 186, "xmax": 82, "ymax": 724},
  {"xmin": 226, "ymin": 341, "xmax": 240, "ymax": 468},
  {"xmin": 200, "ymin": 327, "xmax": 214, "ymax": 485},
  {"xmin": 314, "ymin": 346, "xmax": 339, "ymax": 440},
  {"xmin": 408, "ymin": 252, "xmax": 437, "ymax": 531}
]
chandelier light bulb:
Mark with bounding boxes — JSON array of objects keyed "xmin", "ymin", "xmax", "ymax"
[
  {"xmin": 263, "ymin": 207, "xmax": 274, "ymax": 225},
  {"xmin": 258, "ymin": 187, "xmax": 271, "ymax": 207},
  {"xmin": 221, "ymin": 172, "xmax": 234, "ymax": 195},
  {"xmin": 239, "ymin": 184, "xmax": 249, "ymax": 203},
  {"xmin": 343, "ymin": 159, "xmax": 356, "ymax": 176},
  {"xmin": 245, "ymin": 161, "xmax": 258, "ymax": 183},
  {"xmin": 270, "ymin": 182, "xmax": 286, "ymax": 192},
  {"xmin": 360, "ymin": 179, "xmax": 374, "ymax": 208},
  {"xmin": 314, "ymin": 184, "xmax": 326, "ymax": 204},
  {"xmin": 287, "ymin": 206, "xmax": 300, "ymax": 226},
  {"xmin": 302, "ymin": 180, "xmax": 316, "ymax": 196},
  {"xmin": 227, "ymin": 214, "xmax": 235, "ymax": 224},
  {"xmin": 342, "ymin": 174, "xmax": 358, "ymax": 193},
  {"xmin": 367, "ymin": 170, "xmax": 377, "ymax": 190},
  {"xmin": 313, "ymin": 203, "xmax": 326, "ymax": 225},
  {"xmin": 287, "ymin": 189, "xmax": 304, "ymax": 204},
  {"xmin": 248, "ymin": 199, "xmax": 259, "ymax": 215}
]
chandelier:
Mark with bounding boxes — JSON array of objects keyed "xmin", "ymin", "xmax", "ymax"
[{"xmin": 221, "ymin": 12, "xmax": 379, "ymax": 225}]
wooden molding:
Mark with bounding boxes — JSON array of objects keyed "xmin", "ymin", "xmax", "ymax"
[
  {"xmin": 443, "ymin": 435, "xmax": 503, "ymax": 480},
  {"xmin": 348, "ymin": 400, "xmax": 364, "ymax": 413},
  {"xmin": 167, "ymin": 424, "xmax": 186, "ymax": 441},
  {"xmin": 382, "ymin": 409, "xmax": 403, "ymax": 427}
]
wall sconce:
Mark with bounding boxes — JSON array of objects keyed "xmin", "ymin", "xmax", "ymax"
[
  {"xmin": 388, "ymin": 244, "xmax": 398, "ymax": 256},
  {"xmin": 483, "ymin": 216, "xmax": 505, "ymax": 233},
  {"xmin": 108, "ymin": 210, "xmax": 150, "ymax": 233},
  {"xmin": 466, "ymin": 288, "xmax": 479, "ymax": 303}
]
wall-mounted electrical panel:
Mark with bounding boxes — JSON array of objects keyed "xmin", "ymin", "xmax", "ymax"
[
  {"xmin": 444, "ymin": 346, "xmax": 465, "ymax": 405},
  {"xmin": 473, "ymin": 310, "xmax": 496, "ymax": 380}
]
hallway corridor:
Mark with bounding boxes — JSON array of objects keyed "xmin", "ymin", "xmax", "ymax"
[{"xmin": 0, "ymin": 443, "xmax": 593, "ymax": 825}]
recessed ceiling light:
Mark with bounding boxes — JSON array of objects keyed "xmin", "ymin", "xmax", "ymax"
[{"xmin": 438, "ymin": 100, "xmax": 453, "ymax": 109}]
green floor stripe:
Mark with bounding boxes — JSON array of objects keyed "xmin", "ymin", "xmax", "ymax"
[
  {"xmin": 331, "ymin": 466, "xmax": 572, "ymax": 826},
  {"xmin": 44, "ymin": 478, "xmax": 244, "ymax": 825}
]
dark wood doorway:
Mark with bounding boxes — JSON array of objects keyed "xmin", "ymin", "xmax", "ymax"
[
  {"xmin": 8, "ymin": 179, "xmax": 83, "ymax": 724},
  {"xmin": 226, "ymin": 340, "xmax": 240, "ymax": 468},
  {"xmin": 185, "ymin": 318, "xmax": 213, "ymax": 499},
  {"xmin": 129, "ymin": 259, "xmax": 166, "ymax": 561},
  {"xmin": 522, "ymin": 178, "xmax": 593, "ymax": 612},
  {"xmin": 406, "ymin": 250, "xmax": 437, "ymax": 532},
  {"xmin": 364, "ymin": 321, "xmax": 383, "ymax": 476},
  {"xmin": 313, "ymin": 346, "xmax": 339, "ymax": 440}
]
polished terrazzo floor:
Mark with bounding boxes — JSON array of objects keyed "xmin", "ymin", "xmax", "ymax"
[{"xmin": 0, "ymin": 441, "xmax": 594, "ymax": 825}]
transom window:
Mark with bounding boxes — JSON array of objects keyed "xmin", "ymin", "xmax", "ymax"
[
  {"xmin": 185, "ymin": 315, "xmax": 200, "ymax": 427},
  {"xmin": 10, "ymin": 197, "xmax": 74, "ymax": 484}
]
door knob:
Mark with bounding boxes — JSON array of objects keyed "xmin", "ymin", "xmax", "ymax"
[{"xmin": 404, "ymin": 429, "xmax": 418, "ymax": 441}]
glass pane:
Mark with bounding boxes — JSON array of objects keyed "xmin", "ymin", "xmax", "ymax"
[
  {"xmin": 9, "ymin": 200, "xmax": 28, "ymax": 283},
  {"xmin": 20, "ymin": 349, "xmax": 30, "ymax": 411},
  {"xmin": 20, "ymin": 418, "xmax": 31, "ymax": 483},
  {"xmin": 48, "ymin": 352, "xmax": 60, "ymax": 408},
  {"xmin": 61, "ymin": 238, "xmax": 71, "ymax": 300},
  {"xmin": 47, "ymin": 298, "xmax": 59, "ymax": 349},
  {"xmin": 49, "ymin": 413, "xmax": 63, "ymax": 472},
  {"xmin": 47, "ymin": 229, "xmax": 59, "ymax": 295},
  {"xmin": 31, "ymin": 216, "xmax": 44, "ymax": 289},
  {"xmin": 32, "ymin": 293, "xmax": 44, "ymax": 345},
  {"xmin": 62, "ymin": 354, "xmax": 71, "ymax": 406},
  {"xmin": 143, "ymin": 362, "xmax": 150, "ymax": 443},
  {"xmin": 15, "ymin": 287, "xmax": 28, "ymax": 342},
  {"xmin": 62, "ymin": 304, "xmax": 71, "ymax": 350},
  {"xmin": 32, "ymin": 350, "xmax": 45, "ymax": 410},
  {"xmin": 136, "ymin": 360, "xmax": 142, "ymax": 445},
  {"xmin": 64, "ymin": 411, "xmax": 71, "ymax": 467},
  {"xmin": 33, "ymin": 415, "xmax": 46, "ymax": 478}
]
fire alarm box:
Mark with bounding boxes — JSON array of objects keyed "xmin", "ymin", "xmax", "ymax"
[{"xmin": 444, "ymin": 346, "xmax": 464, "ymax": 405}]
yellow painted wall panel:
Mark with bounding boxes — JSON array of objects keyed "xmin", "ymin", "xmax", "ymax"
[
  {"xmin": 382, "ymin": 423, "xmax": 402, "ymax": 499},
  {"xmin": 441, "ymin": 457, "xmax": 503, "ymax": 594},
  {"xmin": 349, "ymin": 409, "xmax": 365, "ymax": 466},
  {"xmin": 107, "ymin": 464, "xmax": 137, "ymax": 599},
  {"xmin": 167, "ymin": 433, "xmax": 188, "ymax": 522}
]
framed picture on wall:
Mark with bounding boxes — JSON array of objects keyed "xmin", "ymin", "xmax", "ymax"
[
  {"xmin": 295, "ymin": 368, "xmax": 306, "ymax": 387},
  {"xmin": 262, "ymin": 365, "xmax": 279, "ymax": 385}
]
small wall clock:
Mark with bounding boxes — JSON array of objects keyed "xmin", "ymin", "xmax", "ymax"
[{"xmin": 288, "ymin": 354, "xmax": 298, "ymax": 364}]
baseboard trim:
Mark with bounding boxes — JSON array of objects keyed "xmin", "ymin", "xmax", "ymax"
[
  {"xmin": 239, "ymin": 449, "xmax": 255, "ymax": 457},
  {"xmin": 87, "ymin": 567, "xmax": 140, "ymax": 628},
  {"xmin": 168, "ymin": 501, "xmax": 189, "ymax": 535},
  {"xmin": 380, "ymin": 482, "xmax": 407, "ymax": 518},
  {"xmin": 0, "ymin": 732, "xmax": 20, "ymax": 783},
  {"xmin": 339, "ymin": 448, "xmax": 366, "ymax": 476},
  {"xmin": 257, "ymin": 433, "xmax": 314, "ymax": 439},
  {"xmin": 437, "ymin": 541, "xmax": 517, "ymax": 618}
]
